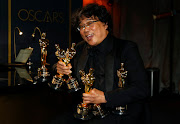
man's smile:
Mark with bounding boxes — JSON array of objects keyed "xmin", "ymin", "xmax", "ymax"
[{"xmin": 86, "ymin": 34, "xmax": 94, "ymax": 41}]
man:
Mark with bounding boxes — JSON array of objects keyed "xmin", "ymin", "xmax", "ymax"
[{"xmin": 57, "ymin": 3, "xmax": 150, "ymax": 124}]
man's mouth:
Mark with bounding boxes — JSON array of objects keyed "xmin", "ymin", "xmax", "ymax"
[{"xmin": 86, "ymin": 34, "xmax": 94, "ymax": 40}]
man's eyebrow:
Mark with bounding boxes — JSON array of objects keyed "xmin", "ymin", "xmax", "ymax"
[
  {"xmin": 86, "ymin": 18, "xmax": 93, "ymax": 21},
  {"xmin": 79, "ymin": 19, "xmax": 94, "ymax": 25}
]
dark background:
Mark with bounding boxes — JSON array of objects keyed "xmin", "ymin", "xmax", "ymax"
[
  {"xmin": 0, "ymin": 0, "xmax": 180, "ymax": 105},
  {"xmin": 0, "ymin": 0, "xmax": 82, "ymax": 66},
  {"xmin": 0, "ymin": 0, "xmax": 180, "ymax": 124}
]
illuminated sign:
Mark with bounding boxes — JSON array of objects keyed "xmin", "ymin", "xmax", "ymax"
[{"xmin": 18, "ymin": 9, "xmax": 64, "ymax": 23}]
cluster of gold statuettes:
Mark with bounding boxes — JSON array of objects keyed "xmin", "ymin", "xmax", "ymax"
[
  {"xmin": 50, "ymin": 43, "xmax": 128, "ymax": 120},
  {"xmin": 31, "ymin": 28, "xmax": 128, "ymax": 119}
]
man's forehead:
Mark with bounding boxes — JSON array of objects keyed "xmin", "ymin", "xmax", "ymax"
[
  {"xmin": 79, "ymin": 16, "xmax": 98, "ymax": 23},
  {"xmin": 79, "ymin": 18, "xmax": 93, "ymax": 22}
]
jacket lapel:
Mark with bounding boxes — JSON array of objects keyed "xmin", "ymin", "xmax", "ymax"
[
  {"xmin": 105, "ymin": 52, "xmax": 114, "ymax": 92},
  {"xmin": 105, "ymin": 38, "xmax": 115, "ymax": 92},
  {"xmin": 76, "ymin": 45, "xmax": 89, "ymax": 81}
]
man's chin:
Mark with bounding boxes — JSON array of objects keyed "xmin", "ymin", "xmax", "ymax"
[{"xmin": 87, "ymin": 41, "xmax": 96, "ymax": 46}]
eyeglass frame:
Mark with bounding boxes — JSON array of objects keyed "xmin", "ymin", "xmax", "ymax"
[{"xmin": 77, "ymin": 20, "xmax": 99, "ymax": 31}]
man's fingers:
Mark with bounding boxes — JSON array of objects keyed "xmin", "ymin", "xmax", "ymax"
[
  {"xmin": 83, "ymin": 96, "xmax": 94, "ymax": 103},
  {"xmin": 83, "ymin": 93, "xmax": 91, "ymax": 97},
  {"xmin": 58, "ymin": 61, "xmax": 65, "ymax": 66},
  {"xmin": 82, "ymin": 89, "xmax": 107, "ymax": 104},
  {"xmin": 57, "ymin": 68, "xmax": 72, "ymax": 75},
  {"xmin": 57, "ymin": 70, "xmax": 72, "ymax": 75},
  {"xmin": 83, "ymin": 100, "xmax": 91, "ymax": 104},
  {"xmin": 57, "ymin": 61, "xmax": 72, "ymax": 75},
  {"xmin": 89, "ymin": 88, "xmax": 98, "ymax": 94},
  {"xmin": 82, "ymin": 93, "xmax": 96, "ymax": 104},
  {"xmin": 57, "ymin": 62, "xmax": 71, "ymax": 68}
]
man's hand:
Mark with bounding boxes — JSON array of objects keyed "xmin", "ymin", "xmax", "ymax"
[
  {"xmin": 57, "ymin": 60, "xmax": 72, "ymax": 75},
  {"xmin": 82, "ymin": 88, "xmax": 107, "ymax": 104}
]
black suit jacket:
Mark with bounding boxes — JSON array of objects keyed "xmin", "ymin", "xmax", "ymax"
[{"xmin": 71, "ymin": 35, "xmax": 151, "ymax": 124}]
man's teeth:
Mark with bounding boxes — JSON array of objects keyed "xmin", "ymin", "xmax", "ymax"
[{"xmin": 87, "ymin": 34, "xmax": 93, "ymax": 38}]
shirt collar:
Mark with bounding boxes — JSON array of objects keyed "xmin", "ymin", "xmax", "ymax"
[{"xmin": 87, "ymin": 33, "xmax": 113, "ymax": 55}]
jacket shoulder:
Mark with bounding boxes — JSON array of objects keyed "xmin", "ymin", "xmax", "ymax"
[
  {"xmin": 112, "ymin": 37, "xmax": 139, "ymax": 63},
  {"xmin": 75, "ymin": 41, "xmax": 86, "ymax": 51},
  {"xmin": 113, "ymin": 36, "xmax": 137, "ymax": 49}
]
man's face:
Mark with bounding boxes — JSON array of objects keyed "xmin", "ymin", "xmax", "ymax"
[{"xmin": 78, "ymin": 17, "xmax": 109, "ymax": 46}]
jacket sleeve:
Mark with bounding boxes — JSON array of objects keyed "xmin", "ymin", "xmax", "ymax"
[{"xmin": 104, "ymin": 41, "xmax": 150, "ymax": 108}]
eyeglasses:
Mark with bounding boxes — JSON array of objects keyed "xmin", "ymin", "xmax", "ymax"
[{"xmin": 77, "ymin": 20, "xmax": 99, "ymax": 31}]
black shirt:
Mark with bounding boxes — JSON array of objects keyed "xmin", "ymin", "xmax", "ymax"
[{"xmin": 84, "ymin": 34, "xmax": 113, "ymax": 91}]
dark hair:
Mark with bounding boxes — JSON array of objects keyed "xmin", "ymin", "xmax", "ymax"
[{"xmin": 72, "ymin": 3, "xmax": 112, "ymax": 32}]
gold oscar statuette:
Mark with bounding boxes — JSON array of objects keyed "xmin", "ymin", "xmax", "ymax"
[
  {"xmin": 34, "ymin": 32, "xmax": 50, "ymax": 82},
  {"xmin": 92, "ymin": 103, "xmax": 108, "ymax": 118},
  {"xmin": 74, "ymin": 68, "xmax": 95, "ymax": 120},
  {"xmin": 112, "ymin": 63, "xmax": 128, "ymax": 115},
  {"xmin": 51, "ymin": 43, "xmax": 80, "ymax": 91}
]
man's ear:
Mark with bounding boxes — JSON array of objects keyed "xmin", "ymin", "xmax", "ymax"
[{"xmin": 104, "ymin": 22, "xmax": 108, "ymax": 30}]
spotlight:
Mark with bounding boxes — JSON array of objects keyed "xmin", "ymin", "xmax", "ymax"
[
  {"xmin": 32, "ymin": 27, "xmax": 42, "ymax": 37},
  {"xmin": 19, "ymin": 31, "xmax": 23, "ymax": 35},
  {"xmin": 14, "ymin": 27, "xmax": 23, "ymax": 59}
]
